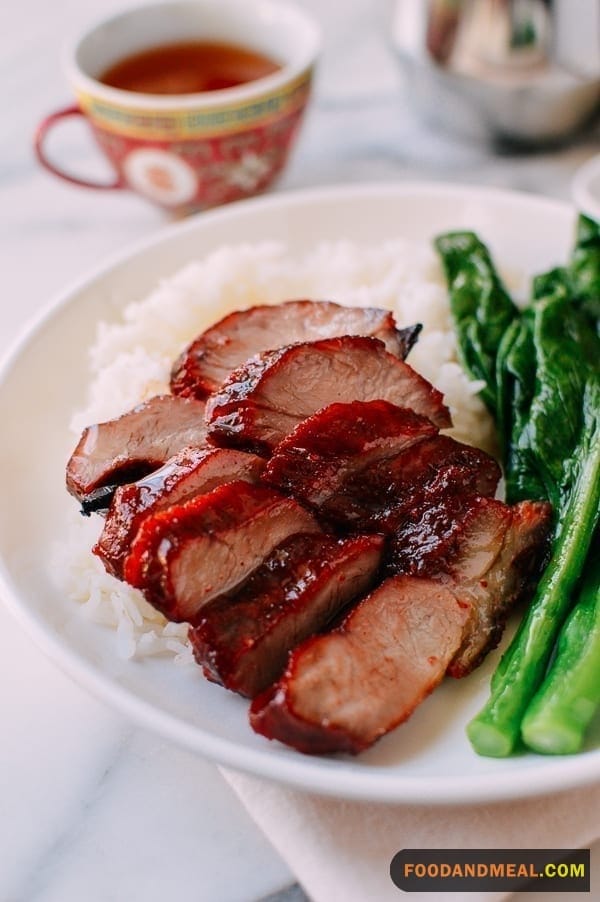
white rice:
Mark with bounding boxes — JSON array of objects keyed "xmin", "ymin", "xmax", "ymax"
[{"xmin": 61, "ymin": 238, "xmax": 496, "ymax": 661}]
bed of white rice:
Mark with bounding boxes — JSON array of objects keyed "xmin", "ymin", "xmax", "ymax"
[{"xmin": 60, "ymin": 238, "xmax": 496, "ymax": 662}]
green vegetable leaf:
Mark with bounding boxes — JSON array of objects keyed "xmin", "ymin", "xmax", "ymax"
[
  {"xmin": 468, "ymin": 376, "xmax": 600, "ymax": 756},
  {"xmin": 512, "ymin": 290, "xmax": 600, "ymax": 511},
  {"xmin": 521, "ymin": 537, "xmax": 600, "ymax": 755},
  {"xmin": 435, "ymin": 231, "xmax": 519, "ymax": 417},
  {"xmin": 569, "ymin": 214, "xmax": 600, "ymax": 322}
]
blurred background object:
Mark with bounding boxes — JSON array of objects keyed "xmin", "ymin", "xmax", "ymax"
[
  {"xmin": 573, "ymin": 152, "xmax": 600, "ymax": 219},
  {"xmin": 390, "ymin": 0, "xmax": 600, "ymax": 144}
]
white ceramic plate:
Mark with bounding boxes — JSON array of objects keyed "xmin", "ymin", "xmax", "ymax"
[{"xmin": 1, "ymin": 183, "xmax": 598, "ymax": 804}]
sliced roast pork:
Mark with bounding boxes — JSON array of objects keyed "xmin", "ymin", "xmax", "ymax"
[
  {"xmin": 391, "ymin": 495, "xmax": 552, "ymax": 658},
  {"xmin": 95, "ymin": 446, "xmax": 265, "ymax": 578},
  {"xmin": 264, "ymin": 400, "xmax": 499, "ymax": 528},
  {"xmin": 389, "ymin": 478, "xmax": 500, "ymax": 576},
  {"xmin": 66, "ymin": 395, "xmax": 208, "ymax": 510},
  {"xmin": 250, "ymin": 497, "xmax": 551, "ymax": 755},
  {"xmin": 369, "ymin": 437, "xmax": 501, "ymax": 532},
  {"xmin": 170, "ymin": 300, "xmax": 421, "ymax": 399},
  {"xmin": 123, "ymin": 481, "xmax": 321, "ymax": 622},
  {"xmin": 250, "ymin": 575, "xmax": 471, "ymax": 755},
  {"xmin": 190, "ymin": 533, "xmax": 384, "ymax": 698},
  {"xmin": 447, "ymin": 499, "xmax": 553, "ymax": 676},
  {"xmin": 334, "ymin": 444, "xmax": 500, "ymax": 533},
  {"xmin": 263, "ymin": 400, "xmax": 437, "ymax": 510},
  {"xmin": 206, "ymin": 336, "xmax": 451, "ymax": 453}
]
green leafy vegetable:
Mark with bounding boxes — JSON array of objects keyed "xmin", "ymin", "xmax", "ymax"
[
  {"xmin": 520, "ymin": 545, "xmax": 600, "ymax": 754},
  {"xmin": 434, "ymin": 231, "xmax": 518, "ymax": 417},
  {"xmin": 467, "ymin": 377, "xmax": 600, "ymax": 756},
  {"xmin": 507, "ymin": 289, "xmax": 599, "ymax": 510},
  {"xmin": 569, "ymin": 214, "xmax": 600, "ymax": 322}
]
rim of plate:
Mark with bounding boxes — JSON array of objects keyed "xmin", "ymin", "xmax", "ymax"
[{"xmin": 0, "ymin": 181, "xmax": 597, "ymax": 805}]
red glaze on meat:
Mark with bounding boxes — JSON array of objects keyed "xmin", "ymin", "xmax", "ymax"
[
  {"xmin": 250, "ymin": 575, "xmax": 471, "ymax": 754},
  {"xmin": 389, "ymin": 482, "xmax": 500, "ymax": 576},
  {"xmin": 206, "ymin": 336, "xmax": 452, "ymax": 454},
  {"xmin": 391, "ymin": 495, "xmax": 552, "ymax": 672},
  {"xmin": 170, "ymin": 299, "xmax": 421, "ymax": 399},
  {"xmin": 447, "ymin": 499, "xmax": 553, "ymax": 676},
  {"xmin": 249, "ymin": 497, "xmax": 552, "ymax": 755},
  {"xmin": 66, "ymin": 395, "xmax": 208, "ymax": 504},
  {"xmin": 190, "ymin": 533, "xmax": 384, "ymax": 698},
  {"xmin": 94, "ymin": 446, "xmax": 265, "ymax": 578},
  {"xmin": 123, "ymin": 481, "xmax": 321, "ymax": 622},
  {"xmin": 366, "ymin": 436, "xmax": 501, "ymax": 532},
  {"xmin": 263, "ymin": 401, "xmax": 499, "ymax": 529},
  {"xmin": 263, "ymin": 400, "xmax": 437, "ymax": 514}
]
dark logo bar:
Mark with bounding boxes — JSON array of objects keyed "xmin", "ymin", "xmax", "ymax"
[{"xmin": 390, "ymin": 849, "xmax": 590, "ymax": 893}]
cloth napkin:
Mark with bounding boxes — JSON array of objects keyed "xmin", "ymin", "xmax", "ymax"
[{"xmin": 221, "ymin": 768, "xmax": 600, "ymax": 902}]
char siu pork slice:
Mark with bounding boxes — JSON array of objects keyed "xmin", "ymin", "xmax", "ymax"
[
  {"xmin": 264, "ymin": 401, "xmax": 499, "ymax": 528},
  {"xmin": 250, "ymin": 575, "xmax": 472, "ymax": 755},
  {"xmin": 170, "ymin": 300, "xmax": 422, "ymax": 399},
  {"xmin": 263, "ymin": 400, "xmax": 437, "ymax": 508},
  {"xmin": 249, "ymin": 497, "xmax": 552, "ymax": 755},
  {"xmin": 66, "ymin": 395, "xmax": 208, "ymax": 510},
  {"xmin": 369, "ymin": 437, "xmax": 501, "ymax": 529},
  {"xmin": 206, "ymin": 336, "xmax": 451, "ymax": 454},
  {"xmin": 334, "ymin": 442, "xmax": 500, "ymax": 532},
  {"xmin": 389, "ymin": 481, "xmax": 501, "ymax": 576},
  {"xmin": 123, "ymin": 481, "xmax": 321, "ymax": 622},
  {"xmin": 446, "ymin": 499, "xmax": 552, "ymax": 677},
  {"xmin": 94, "ymin": 446, "xmax": 265, "ymax": 579},
  {"xmin": 389, "ymin": 496, "xmax": 553, "ymax": 672},
  {"xmin": 189, "ymin": 533, "xmax": 384, "ymax": 698}
]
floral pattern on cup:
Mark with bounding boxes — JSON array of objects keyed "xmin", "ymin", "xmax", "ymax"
[{"xmin": 88, "ymin": 103, "xmax": 306, "ymax": 211}]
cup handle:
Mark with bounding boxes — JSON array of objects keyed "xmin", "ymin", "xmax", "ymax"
[{"xmin": 34, "ymin": 105, "xmax": 125, "ymax": 190}]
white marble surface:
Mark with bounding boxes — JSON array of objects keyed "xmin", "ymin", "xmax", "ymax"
[{"xmin": 1, "ymin": 1, "xmax": 599, "ymax": 901}]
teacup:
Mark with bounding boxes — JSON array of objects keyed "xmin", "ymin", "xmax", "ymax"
[{"xmin": 35, "ymin": 0, "xmax": 320, "ymax": 214}]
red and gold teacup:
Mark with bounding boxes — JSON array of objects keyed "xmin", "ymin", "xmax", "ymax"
[{"xmin": 35, "ymin": 0, "xmax": 320, "ymax": 214}]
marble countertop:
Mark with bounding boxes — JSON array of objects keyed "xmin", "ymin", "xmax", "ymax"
[{"xmin": 2, "ymin": 1, "xmax": 598, "ymax": 900}]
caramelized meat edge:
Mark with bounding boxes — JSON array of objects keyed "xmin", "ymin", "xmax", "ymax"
[
  {"xmin": 66, "ymin": 395, "xmax": 208, "ymax": 507},
  {"xmin": 206, "ymin": 336, "xmax": 451, "ymax": 454},
  {"xmin": 171, "ymin": 299, "xmax": 421, "ymax": 399},
  {"xmin": 190, "ymin": 533, "xmax": 384, "ymax": 698}
]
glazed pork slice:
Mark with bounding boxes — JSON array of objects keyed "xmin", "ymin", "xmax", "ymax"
[
  {"xmin": 123, "ymin": 481, "xmax": 321, "ymax": 622},
  {"xmin": 249, "ymin": 497, "xmax": 552, "ymax": 755},
  {"xmin": 263, "ymin": 400, "xmax": 437, "ymax": 511},
  {"xmin": 370, "ymin": 437, "xmax": 500, "ymax": 529},
  {"xmin": 388, "ymin": 474, "xmax": 501, "ymax": 575},
  {"xmin": 94, "ymin": 446, "xmax": 265, "ymax": 578},
  {"xmin": 388, "ymin": 495, "xmax": 552, "ymax": 675},
  {"xmin": 190, "ymin": 533, "xmax": 384, "ymax": 698},
  {"xmin": 170, "ymin": 300, "xmax": 422, "ymax": 399},
  {"xmin": 264, "ymin": 401, "xmax": 499, "ymax": 528},
  {"xmin": 66, "ymin": 395, "xmax": 208, "ymax": 509},
  {"xmin": 447, "ymin": 499, "xmax": 552, "ymax": 677},
  {"xmin": 250, "ymin": 575, "xmax": 472, "ymax": 755},
  {"xmin": 337, "ymin": 442, "xmax": 500, "ymax": 533},
  {"xmin": 206, "ymin": 336, "xmax": 451, "ymax": 453}
]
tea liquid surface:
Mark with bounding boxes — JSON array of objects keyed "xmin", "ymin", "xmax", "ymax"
[{"xmin": 100, "ymin": 41, "xmax": 281, "ymax": 94}]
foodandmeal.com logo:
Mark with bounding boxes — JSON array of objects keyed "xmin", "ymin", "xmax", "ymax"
[{"xmin": 389, "ymin": 849, "xmax": 590, "ymax": 893}]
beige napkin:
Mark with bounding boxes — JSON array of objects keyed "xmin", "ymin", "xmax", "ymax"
[{"xmin": 222, "ymin": 769, "xmax": 600, "ymax": 902}]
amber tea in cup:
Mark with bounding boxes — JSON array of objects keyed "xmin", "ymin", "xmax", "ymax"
[
  {"xmin": 99, "ymin": 41, "xmax": 282, "ymax": 95},
  {"xmin": 34, "ymin": 0, "xmax": 320, "ymax": 213}
]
